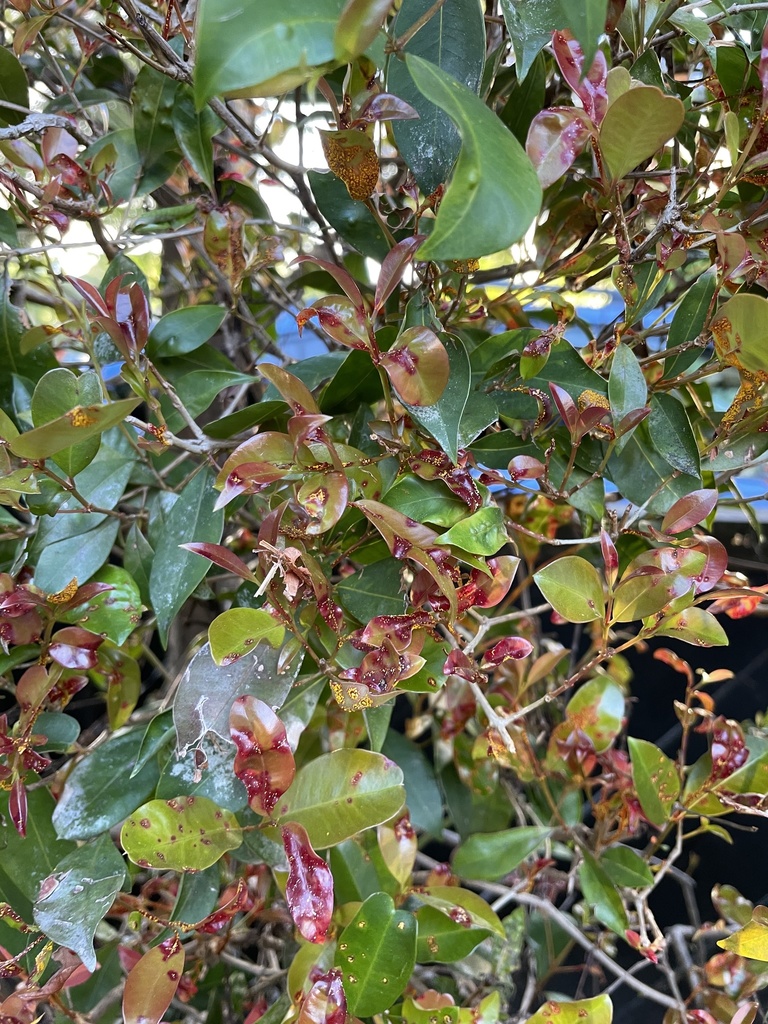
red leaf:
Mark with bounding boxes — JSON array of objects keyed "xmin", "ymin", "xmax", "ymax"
[
  {"xmin": 9, "ymin": 778, "xmax": 26, "ymax": 838},
  {"xmin": 380, "ymin": 326, "xmax": 449, "ymax": 406},
  {"xmin": 600, "ymin": 530, "xmax": 619, "ymax": 588},
  {"xmin": 480, "ymin": 636, "xmax": 533, "ymax": 667},
  {"xmin": 181, "ymin": 543, "xmax": 259, "ymax": 583},
  {"xmin": 760, "ymin": 21, "xmax": 768, "ymax": 105},
  {"xmin": 688, "ymin": 535, "xmax": 728, "ymax": 594},
  {"xmin": 661, "ymin": 489, "xmax": 718, "ymax": 534},
  {"xmin": 122, "ymin": 935, "xmax": 184, "ymax": 1024},
  {"xmin": 551, "ymin": 30, "xmax": 609, "ymax": 125},
  {"xmin": 281, "ymin": 823, "xmax": 334, "ymax": 944},
  {"xmin": 526, "ymin": 107, "xmax": 594, "ymax": 188},
  {"xmin": 230, "ymin": 697, "xmax": 296, "ymax": 816},
  {"xmin": 355, "ymin": 93, "xmax": 419, "ymax": 125},
  {"xmin": 549, "ymin": 383, "xmax": 578, "ymax": 432},
  {"xmin": 292, "ymin": 254, "xmax": 364, "ymax": 311},
  {"xmin": 48, "ymin": 626, "xmax": 103, "ymax": 670},
  {"xmin": 374, "ymin": 236, "xmax": 424, "ymax": 315},
  {"xmin": 297, "ymin": 969, "xmax": 347, "ymax": 1024},
  {"xmin": 299, "ymin": 296, "xmax": 370, "ymax": 350}
]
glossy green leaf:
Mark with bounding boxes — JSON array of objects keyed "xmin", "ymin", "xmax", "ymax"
[
  {"xmin": 415, "ymin": 904, "xmax": 489, "ymax": 963},
  {"xmin": 500, "ymin": 0, "xmax": 607, "ymax": 82},
  {"xmin": 149, "ymin": 468, "xmax": 224, "ymax": 646},
  {"xmin": 34, "ymin": 712, "xmax": 80, "ymax": 753},
  {"xmin": 121, "ymin": 796, "xmax": 242, "ymax": 871},
  {"xmin": 157, "ymin": 740, "xmax": 248, "ymax": 812},
  {"xmin": 436, "ymin": 506, "xmax": 507, "ymax": 556},
  {"xmin": 52, "ymin": 729, "xmax": 160, "ymax": 841},
  {"xmin": 276, "ymin": 748, "xmax": 405, "ymax": 847},
  {"xmin": 387, "ymin": 0, "xmax": 485, "ymax": 194},
  {"xmin": 194, "ymin": 0, "xmax": 344, "ymax": 104},
  {"xmin": 335, "ymin": 893, "xmax": 417, "ymax": 1015},
  {"xmin": 384, "ymin": 477, "xmax": 467, "ymax": 528},
  {"xmin": 34, "ymin": 517, "xmax": 121, "ymax": 595},
  {"xmin": 648, "ymin": 393, "xmax": 700, "ymax": 477},
  {"xmin": 172, "ymin": 86, "xmax": 221, "ymax": 190},
  {"xmin": 534, "ymin": 555, "xmax": 604, "ymax": 623},
  {"xmin": 337, "ymin": 559, "xmax": 407, "ymax": 623},
  {"xmin": 381, "ymin": 730, "xmax": 443, "ymax": 835},
  {"xmin": 612, "ymin": 571, "xmax": 695, "ymax": 623},
  {"xmin": 0, "ymin": 288, "xmax": 56, "ymax": 411},
  {"xmin": 406, "ymin": 55, "xmax": 541, "ymax": 259},
  {"xmin": 59, "ymin": 565, "xmax": 142, "ymax": 645},
  {"xmin": 402, "ymin": 335, "xmax": 471, "ymax": 464},
  {"xmin": 208, "ymin": 608, "xmax": 285, "ymax": 666},
  {"xmin": 308, "ymin": 170, "xmax": 390, "ymax": 260},
  {"xmin": 132, "ymin": 63, "xmax": 181, "ymax": 192},
  {"xmin": 173, "ymin": 640, "xmax": 301, "ymax": 754},
  {"xmin": 599, "ymin": 85, "xmax": 685, "ymax": 182},
  {"xmin": 9, "ymin": 396, "xmax": 139, "ymax": 460},
  {"xmin": 0, "ymin": 788, "xmax": 75, "ymax": 904},
  {"xmin": 413, "ymin": 885, "xmax": 505, "ymax": 938},
  {"xmin": 665, "ymin": 266, "xmax": 716, "ymax": 378},
  {"xmin": 31, "ymin": 368, "xmax": 102, "ymax": 477},
  {"xmin": 608, "ymin": 343, "xmax": 647, "ymax": 452},
  {"xmin": 579, "ymin": 851, "xmax": 628, "ymax": 935},
  {"xmin": 654, "ymin": 606, "xmax": 728, "ymax": 647},
  {"xmin": 148, "ymin": 305, "xmax": 227, "ymax": 358},
  {"xmin": 452, "ymin": 827, "xmax": 553, "ymax": 881},
  {"xmin": 601, "ymin": 845, "xmax": 653, "ymax": 888},
  {"xmin": 608, "ymin": 424, "xmax": 700, "ymax": 514},
  {"xmin": 0, "ymin": 48, "xmax": 28, "ymax": 126},
  {"xmin": 172, "ymin": 865, "xmax": 221, "ymax": 925},
  {"xmin": 628, "ymin": 737, "xmax": 680, "ymax": 827},
  {"xmin": 33, "ymin": 834, "xmax": 125, "ymax": 972},
  {"xmin": 524, "ymin": 995, "xmax": 613, "ymax": 1024}
]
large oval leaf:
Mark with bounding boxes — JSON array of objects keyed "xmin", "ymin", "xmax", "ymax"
[
  {"xmin": 276, "ymin": 749, "xmax": 405, "ymax": 847},
  {"xmin": 335, "ymin": 893, "xmax": 417, "ymax": 1015},
  {"xmin": 599, "ymin": 85, "xmax": 684, "ymax": 182},
  {"xmin": 380, "ymin": 326, "xmax": 449, "ymax": 406},
  {"xmin": 534, "ymin": 555, "xmax": 604, "ymax": 623},
  {"xmin": 121, "ymin": 796, "xmax": 242, "ymax": 871},
  {"xmin": 452, "ymin": 826, "xmax": 553, "ymax": 882},
  {"xmin": 406, "ymin": 55, "xmax": 541, "ymax": 260}
]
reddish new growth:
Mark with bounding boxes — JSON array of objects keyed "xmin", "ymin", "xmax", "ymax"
[{"xmin": 281, "ymin": 822, "xmax": 334, "ymax": 944}]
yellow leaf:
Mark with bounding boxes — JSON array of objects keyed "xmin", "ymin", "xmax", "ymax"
[{"xmin": 718, "ymin": 920, "xmax": 768, "ymax": 961}]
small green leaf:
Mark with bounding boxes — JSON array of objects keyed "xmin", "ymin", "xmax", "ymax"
[
  {"xmin": 436, "ymin": 506, "xmax": 507, "ymax": 556},
  {"xmin": 334, "ymin": 0, "xmax": 391, "ymax": 61},
  {"xmin": 415, "ymin": 905, "xmax": 489, "ymax": 963},
  {"xmin": 523, "ymin": 994, "xmax": 613, "ymax": 1024},
  {"xmin": 608, "ymin": 344, "xmax": 647, "ymax": 452},
  {"xmin": 334, "ymin": 893, "xmax": 417, "ymax": 1016},
  {"xmin": 149, "ymin": 468, "xmax": 224, "ymax": 647},
  {"xmin": 208, "ymin": 608, "xmax": 285, "ymax": 666},
  {"xmin": 31, "ymin": 368, "xmax": 102, "ymax": 477},
  {"xmin": 132, "ymin": 63, "xmax": 181, "ymax": 192},
  {"xmin": 0, "ymin": 789, "xmax": 75, "ymax": 904},
  {"xmin": 147, "ymin": 304, "xmax": 227, "ymax": 357},
  {"xmin": 33, "ymin": 835, "xmax": 125, "ymax": 972},
  {"xmin": 534, "ymin": 556, "xmax": 604, "ymax": 623},
  {"xmin": 599, "ymin": 85, "xmax": 684, "ymax": 182},
  {"xmin": 648, "ymin": 393, "xmax": 700, "ymax": 477},
  {"xmin": 579, "ymin": 851, "xmax": 628, "ymax": 935},
  {"xmin": 0, "ymin": 48, "xmax": 29, "ymax": 126},
  {"xmin": 308, "ymin": 170, "xmax": 391, "ymax": 260},
  {"xmin": 9, "ymin": 397, "xmax": 140, "ymax": 460},
  {"xmin": 628, "ymin": 737, "xmax": 681, "ymax": 828},
  {"xmin": 276, "ymin": 749, "xmax": 405, "ymax": 848},
  {"xmin": 601, "ymin": 845, "xmax": 653, "ymax": 888},
  {"xmin": 337, "ymin": 559, "xmax": 407, "ymax": 623},
  {"xmin": 413, "ymin": 885, "xmax": 505, "ymax": 937},
  {"xmin": 384, "ymin": 477, "xmax": 467, "ymax": 528},
  {"xmin": 59, "ymin": 565, "xmax": 142, "ymax": 645},
  {"xmin": 452, "ymin": 827, "xmax": 553, "ymax": 881},
  {"xmin": 172, "ymin": 86, "xmax": 222, "ymax": 190},
  {"xmin": 156, "ymin": 741, "xmax": 248, "ymax": 812},
  {"xmin": 121, "ymin": 796, "xmax": 242, "ymax": 871},
  {"xmin": 654, "ymin": 606, "xmax": 728, "ymax": 647},
  {"xmin": 382, "ymin": 730, "xmax": 443, "ymax": 835},
  {"xmin": 406, "ymin": 55, "xmax": 541, "ymax": 260},
  {"xmin": 665, "ymin": 267, "xmax": 716, "ymax": 378}
]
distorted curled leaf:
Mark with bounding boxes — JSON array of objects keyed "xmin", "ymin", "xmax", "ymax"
[
  {"xmin": 320, "ymin": 128, "xmax": 379, "ymax": 201},
  {"xmin": 230, "ymin": 696, "xmax": 295, "ymax": 816},
  {"xmin": 48, "ymin": 626, "xmax": 103, "ymax": 670},
  {"xmin": 297, "ymin": 471, "xmax": 349, "ymax": 535},
  {"xmin": 297, "ymin": 968, "xmax": 347, "ymax": 1024},
  {"xmin": 480, "ymin": 636, "xmax": 533, "ymax": 668},
  {"xmin": 297, "ymin": 295, "xmax": 370, "ymax": 350},
  {"xmin": 122, "ymin": 934, "xmax": 184, "ymax": 1024},
  {"xmin": 282, "ymin": 822, "xmax": 334, "ymax": 944},
  {"xmin": 379, "ymin": 327, "xmax": 450, "ymax": 406}
]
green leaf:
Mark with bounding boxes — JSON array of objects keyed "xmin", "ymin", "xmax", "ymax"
[
  {"xmin": 34, "ymin": 712, "xmax": 80, "ymax": 753},
  {"xmin": 52, "ymin": 729, "xmax": 161, "ymax": 841},
  {"xmin": 628, "ymin": 737, "xmax": 681, "ymax": 828},
  {"xmin": 172, "ymin": 85, "xmax": 221, "ymax": 190},
  {"xmin": 523, "ymin": 995, "xmax": 613, "ymax": 1024},
  {"xmin": 194, "ymin": 0, "xmax": 344, "ymax": 105},
  {"xmin": 436, "ymin": 505, "xmax": 507, "ymax": 556},
  {"xmin": 413, "ymin": 885, "xmax": 505, "ymax": 937},
  {"xmin": 384, "ymin": 477, "xmax": 468, "ymax": 528},
  {"xmin": 382, "ymin": 730, "xmax": 443, "ymax": 835},
  {"xmin": 147, "ymin": 305, "xmax": 227, "ymax": 358},
  {"xmin": 502, "ymin": 53, "xmax": 546, "ymax": 145},
  {"xmin": 599, "ymin": 85, "xmax": 685, "ymax": 182},
  {"xmin": 648, "ymin": 393, "xmax": 700, "ymax": 477},
  {"xmin": 406, "ymin": 55, "xmax": 541, "ymax": 259},
  {"xmin": 31, "ymin": 368, "xmax": 102, "ymax": 477},
  {"xmin": 337, "ymin": 559, "xmax": 407, "ymax": 624},
  {"xmin": 157, "ymin": 740, "xmax": 248, "ymax": 812},
  {"xmin": 173, "ymin": 640, "xmax": 302, "ymax": 754},
  {"xmin": 0, "ymin": 285, "xmax": 57, "ymax": 410},
  {"xmin": 534, "ymin": 556, "xmax": 604, "ymax": 623},
  {"xmin": 172, "ymin": 865, "xmax": 221, "ymax": 925},
  {"xmin": 33, "ymin": 835, "xmax": 126, "ymax": 972},
  {"xmin": 308, "ymin": 170, "xmax": 390, "ymax": 260},
  {"xmin": 124, "ymin": 522, "xmax": 154, "ymax": 607},
  {"xmin": 276, "ymin": 748, "xmax": 405, "ymax": 848},
  {"xmin": 601, "ymin": 846, "xmax": 653, "ymax": 888},
  {"xmin": 132, "ymin": 63, "xmax": 181, "ymax": 192},
  {"xmin": 654, "ymin": 606, "xmax": 728, "ymax": 647},
  {"xmin": 500, "ymin": 0, "xmax": 607, "ymax": 82},
  {"xmin": 608, "ymin": 424, "xmax": 700, "ymax": 514},
  {"xmin": 334, "ymin": 893, "xmax": 417, "ymax": 1016},
  {"xmin": 0, "ymin": 48, "xmax": 29, "ymax": 126},
  {"xmin": 208, "ymin": 608, "xmax": 285, "ymax": 666},
  {"xmin": 0, "ymin": 789, "xmax": 75, "ymax": 904},
  {"xmin": 59, "ymin": 565, "xmax": 142, "ymax": 645},
  {"xmin": 415, "ymin": 905, "xmax": 489, "ymax": 963},
  {"xmin": 579, "ymin": 851, "xmax": 628, "ymax": 935},
  {"xmin": 9, "ymin": 397, "xmax": 140, "ymax": 460},
  {"xmin": 149, "ymin": 468, "xmax": 224, "ymax": 646},
  {"xmin": 387, "ymin": 0, "xmax": 485, "ymax": 194},
  {"xmin": 121, "ymin": 796, "xmax": 242, "ymax": 871},
  {"xmin": 664, "ymin": 266, "xmax": 716, "ymax": 378},
  {"xmin": 33, "ymin": 519, "xmax": 120, "ymax": 595},
  {"xmin": 452, "ymin": 827, "xmax": 553, "ymax": 882},
  {"xmin": 561, "ymin": 677, "xmax": 625, "ymax": 753},
  {"xmin": 608, "ymin": 343, "xmax": 647, "ymax": 452},
  {"xmin": 402, "ymin": 335, "xmax": 471, "ymax": 464}
]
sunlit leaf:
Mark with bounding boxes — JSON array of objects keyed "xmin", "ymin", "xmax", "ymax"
[
  {"xmin": 121, "ymin": 796, "xmax": 242, "ymax": 871},
  {"xmin": 208, "ymin": 608, "xmax": 285, "ymax": 666},
  {"xmin": 534, "ymin": 556, "xmax": 604, "ymax": 623}
]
